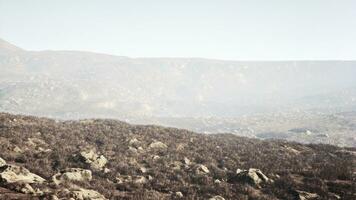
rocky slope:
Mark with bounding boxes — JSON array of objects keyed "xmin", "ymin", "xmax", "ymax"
[{"xmin": 0, "ymin": 113, "xmax": 355, "ymax": 199}]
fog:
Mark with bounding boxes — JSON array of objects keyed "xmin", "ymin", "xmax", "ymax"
[{"xmin": 1, "ymin": 39, "xmax": 356, "ymax": 120}]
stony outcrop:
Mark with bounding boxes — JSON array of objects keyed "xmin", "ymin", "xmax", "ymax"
[
  {"xmin": 79, "ymin": 150, "xmax": 108, "ymax": 170},
  {"xmin": 52, "ymin": 168, "xmax": 92, "ymax": 185},
  {"xmin": 0, "ymin": 164, "xmax": 45, "ymax": 184},
  {"xmin": 209, "ymin": 195, "xmax": 225, "ymax": 200},
  {"xmin": 183, "ymin": 157, "xmax": 191, "ymax": 165},
  {"xmin": 175, "ymin": 191, "xmax": 183, "ymax": 198},
  {"xmin": 0, "ymin": 157, "xmax": 6, "ymax": 167},
  {"xmin": 116, "ymin": 175, "xmax": 147, "ymax": 184},
  {"xmin": 128, "ymin": 138, "xmax": 141, "ymax": 148},
  {"xmin": 71, "ymin": 187, "xmax": 107, "ymax": 200},
  {"xmin": 294, "ymin": 190, "xmax": 319, "ymax": 200},
  {"xmin": 13, "ymin": 146, "xmax": 23, "ymax": 153},
  {"xmin": 149, "ymin": 141, "xmax": 167, "ymax": 149},
  {"xmin": 25, "ymin": 138, "xmax": 47, "ymax": 147},
  {"xmin": 195, "ymin": 164, "xmax": 210, "ymax": 175},
  {"xmin": 232, "ymin": 168, "xmax": 271, "ymax": 187},
  {"xmin": 0, "ymin": 186, "xmax": 34, "ymax": 199}
]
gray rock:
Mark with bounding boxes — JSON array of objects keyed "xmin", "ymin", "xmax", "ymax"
[
  {"xmin": 52, "ymin": 168, "xmax": 92, "ymax": 185},
  {"xmin": 195, "ymin": 164, "xmax": 210, "ymax": 174},
  {"xmin": 149, "ymin": 141, "xmax": 167, "ymax": 149},
  {"xmin": 128, "ymin": 138, "xmax": 141, "ymax": 148},
  {"xmin": 0, "ymin": 157, "xmax": 6, "ymax": 167},
  {"xmin": 209, "ymin": 195, "xmax": 225, "ymax": 200},
  {"xmin": 175, "ymin": 191, "xmax": 183, "ymax": 198},
  {"xmin": 0, "ymin": 164, "xmax": 45, "ymax": 184},
  {"xmin": 234, "ymin": 168, "xmax": 270, "ymax": 187},
  {"xmin": 183, "ymin": 157, "xmax": 191, "ymax": 165},
  {"xmin": 71, "ymin": 187, "xmax": 107, "ymax": 200},
  {"xmin": 116, "ymin": 175, "xmax": 147, "ymax": 184},
  {"xmin": 79, "ymin": 150, "xmax": 108, "ymax": 170},
  {"xmin": 295, "ymin": 190, "xmax": 319, "ymax": 200}
]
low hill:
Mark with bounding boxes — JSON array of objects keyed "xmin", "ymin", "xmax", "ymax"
[{"xmin": 0, "ymin": 113, "xmax": 355, "ymax": 199}]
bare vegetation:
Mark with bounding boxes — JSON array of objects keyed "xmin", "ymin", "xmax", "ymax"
[{"xmin": 0, "ymin": 113, "xmax": 355, "ymax": 199}]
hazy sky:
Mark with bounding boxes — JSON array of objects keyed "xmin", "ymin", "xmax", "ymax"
[{"xmin": 0, "ymin": 0, "xmax": 355, "ymax": 60}]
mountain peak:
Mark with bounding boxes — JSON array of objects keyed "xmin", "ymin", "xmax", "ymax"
[{"xmin": 0, "ymin": 38, "xmax": 24, "ymax": 54}]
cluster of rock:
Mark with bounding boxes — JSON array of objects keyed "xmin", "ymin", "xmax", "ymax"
[
  {"xmin": 79, "ymin": 149, "xmax": 108, "ymax": 171},
  {"xmin": 0, "ymin": 133, "xmax": 324, "ymax": 200},
  {"xmin": 52, "ymin": 168, "xmax": 92, "ymax": 185},
  {"xmin": 0, "ymin": 160, "xmax": 45, "ymax": 196},
  {"xmin": 233, "ymin": 168, "xmax": 272, "ymax": 187},
  {"xmin": 294, "ymin": 190, "xmax": 320, "ymax": 200},
  {"xmin": 0, "ymin": 155, "xmax": 107, "ymax": 200}
]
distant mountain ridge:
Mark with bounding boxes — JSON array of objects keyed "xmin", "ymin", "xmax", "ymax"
[
  {"xmin": 0, "ymin": 38, "xmax": 356, "ymax": 120},
  {"xmin": 0, "ymin": 38, "xmax": 24, "ymax": 54}
]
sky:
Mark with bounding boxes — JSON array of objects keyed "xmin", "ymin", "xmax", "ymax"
[{"xmin": 0, "ymin": 0, "xmax": 355, "ymax": 60}]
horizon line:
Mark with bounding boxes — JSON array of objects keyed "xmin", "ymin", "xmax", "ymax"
[{"xmin": 2, "ymin": 37, "xmax": 356, "ymax": 62}]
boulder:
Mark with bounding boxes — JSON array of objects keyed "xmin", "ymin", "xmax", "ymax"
[
  {"xmin": 103, "ymin": 168, "xmax": 111, "ymax": 173},
  {"xmin": 175, "ymin": 191, "xmax": 183, "ymax": 198},
  {"xmin": 71, "ymin": 187, "xmax": 107, "ymax": 200},
  {"xmin": 209, "ymin": 195, "xmax": 225, "ymax": 200},
  {"xmin": 128, "ymin": 138, "xmax": 140, "ymax": 148},
  {"xmin": 26, "ymin": 138, "xmax": 47, "ymax": 147},
  {"xmin": 0, "ymin": 157, "xmax": 6, "ymax": 167},
  {"xmin": 133, "ymin": 176, "xmax": 147, "ymax": 184},
  {"xmin": 0, "ymin": 164, "xmax": 45, "ymax": 184},
  {"xmin": 176, "ymin": 143, "xmax": 186, "ymax": 151},
  {"xmin": 19, "ymin": 183, "xmax": 34, "ymax": 194},
  {"xmin": 139, "ymin": 167, "xmax": 147, "ymax": 173},
  {"xmin": 128, "ymin": 146, "xmax": 138, "ymax": 154},
  {"xmin": 149, "ymin": 141, "xmax": 167, "ymax": 149},
  {"xmin": 13, "ymin": 146, "xmax": 23, "ymax": 153},
  {"xmin": 9, "ymin": 183, "xmax": 44, "ymax": 196},
  {"xmin": 52, "ymin": 168, "xmax": 92, "ymax": 185},
  {"xmin": 195, "ymin": 164, "xmax": 210, "ymax": 174},
  {"xmin": 116, "ymin": 175, "xmax": 147, "ymax": 184},
  {"xmin": 36, "ymin": 147, "xmax": 52, "ymax": 153},
  {"xmin": 169, "ymin": 161, "xmax": 183, "ymax": 171},
  {"xmin": 294, "ymin": 190, "xmax": 319, "ymax": 200},
  {"xmin": 183, "ymin": 157, "xmax": 191, "ymax": 165},
  {"xmin": 19, "ymin": 183, "xmax": 43, "ymax": 195},
  {"xmin": 152, "ymin": 155, "xmax": 160, "ymax": 160},
  {"xmin": 233, "ymin": 168, "xmax": 270, "ymax": 187},
  {"xmin": 115, "ymin": 175, "xmax": 132, "ymax": 184},
  {"xmin": 79, "ymin": 150, "xmax": 108, "ymax": 170}
]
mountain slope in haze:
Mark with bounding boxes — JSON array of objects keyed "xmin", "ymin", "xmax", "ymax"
[
  {"xmin": 1, "ymin": 38, "xmax": 356, "ymax": 148},
  {"xmin": 1, "ymin": 38, "xmax": 356, "ymax": 119},
  {"xmin": 132, "ymin": 110, "xmax": 356, "ymax": 147},
  {"xmin": 0, "ymin": 113, "xmax": 355, "ymax": 199},
  {"xmin": 0, "ymin": 38, "xmax": 24, "ymax": 55}
]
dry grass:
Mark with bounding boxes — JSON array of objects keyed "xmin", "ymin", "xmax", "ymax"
[{"xmin": 0, "ymin": 112, "xmax": 355, "ymax": 199}]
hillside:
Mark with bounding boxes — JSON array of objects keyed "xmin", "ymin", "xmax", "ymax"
[
  {"xmin": 0, "ymin": 113, "xmax": 354, "ymax": 199},
  {"xmin": 1, "ymin": 38, "xmax": 356, "ymax": 119},
  {"xmin": 131, "ymin": 111, "xmax": 356, "ymax": 147},
  {"xmin": 1, "ymin": 38, "xmax": 356, "ymax": 148}
]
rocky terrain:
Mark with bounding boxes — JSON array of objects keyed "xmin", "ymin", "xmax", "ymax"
[{"xmin": 0, "ymin": 112, "xmax": 355, "ymax": 199}]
